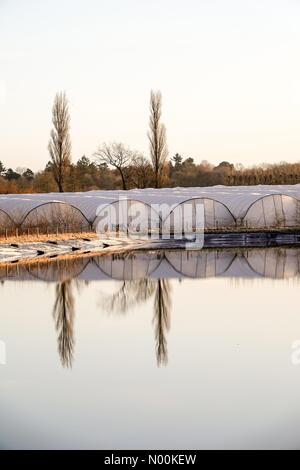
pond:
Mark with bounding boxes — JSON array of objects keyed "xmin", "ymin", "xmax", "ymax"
[{"xmin": 1, "ymin": 247, "xmax": 300, "ymax": 449}]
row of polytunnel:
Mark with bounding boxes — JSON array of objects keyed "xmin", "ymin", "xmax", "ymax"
[{"xmin": 1, "ymin": 185, "xmax": 300, "ymax": 233}]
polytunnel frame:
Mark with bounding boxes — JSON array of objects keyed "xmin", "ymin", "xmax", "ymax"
[
  {"xmin": 241, "ymin": 193, "xmax": 300, "ymax": 227},
  {"xmin": 0, "ymin": 208, "xmax": 16, "ymax": 226},
  {"xmin": 19, "ymin": 201, "xmax": 92, "ymax": 228},
  {"xmin": 92, "ymin": 198, "xmax": 163, "ymax": 229},
  {"xmin": 161, "ymin": 197, "xmax": 237, "ymax": 226}
]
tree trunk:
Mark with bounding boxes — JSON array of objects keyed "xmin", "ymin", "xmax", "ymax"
[{"xmin": 118, "ymin": 168, "xmax": 127, "ymax": 190}]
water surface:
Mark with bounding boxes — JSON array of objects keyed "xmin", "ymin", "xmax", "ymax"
[{"xmin": 1, "ymin": 248, "xmax": 300, "ymax": 449}]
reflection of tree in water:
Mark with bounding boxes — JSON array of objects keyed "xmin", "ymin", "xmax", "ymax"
[
  {"xmin": 100, "ymin": 277, "xmax": 172, "ymax": 366},
  {"xmin": 53, "ymin": 280, "xmax": 75, "ymax": 368},
  {"xmin": 153, "ymin": 279, "xmax": 171, "ymax": 367},
  {"xmin": 101, "ymin": 279, "xmax": 157, "ymax": 314}
]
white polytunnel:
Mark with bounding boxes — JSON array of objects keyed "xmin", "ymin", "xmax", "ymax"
[
  {"xmin": 162, "ymin": 197, "xmax": 235, "ymax": 232},
  {"xmin": 92, "ymin": 199, "xmax": 161, "ymax": 235},
  {"xmin": 0, "ymin": 196, "xmax": 90, "ymax": 231},
  {"xmin": 242, "ymin": 194, "xmax": 300, "ymax": 228},
  {"xmin": 21, "ymin": 202, "xmax": 91, "ymax": 230},
  {"xmin": 2, "ymin": 184, "xmax": 300, "ymax": 231}
]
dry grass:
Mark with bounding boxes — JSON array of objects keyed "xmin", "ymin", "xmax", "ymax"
[
  {"xmin": 0, "ymin": 231, "xmax": 98, "ymax": 245},
  {"xmin": 2, "ymin": 226, "xmax": 300, "ymax": 244}
]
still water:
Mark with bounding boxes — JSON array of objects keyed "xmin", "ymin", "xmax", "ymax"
[{"xmin": 1, "ymin": 247, "xmax": 300, "ymax": 449}]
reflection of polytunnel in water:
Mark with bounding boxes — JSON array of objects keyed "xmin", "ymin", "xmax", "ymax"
[
  {"xmin": 3, "ymin": 249, "xmax": 300, "ymax": 281},
  {"xmin": 245, "ymin": 248, "xmax": 300, "ymax": 279},
  {"xmin": 242, "ymin": 194, "xmax": 300, "ymax": 228},
  {"xmin": 162, "ymin": 198, "xmax": 236, "ymax": 232},
  {"xmin": 94, "ymin": 252, "xmax": 162, "ymax": 280},
  {"xmin": 165, "ymin": 250, "xmax": 236, "ymax": 278},
  {"xmin": 93, "ymin": 199, "xmax": 161, "ymax": 236},
  {"xmin": 0, "ymin": 263, "xmax": 39, "ymax": 281},
  {"xmin": 92, "ymin": 250, "xmax": 237, "ymax": 280},
  {"xmin": 25, "ymin": 258, "xmax": 90, "ymax": 283}
]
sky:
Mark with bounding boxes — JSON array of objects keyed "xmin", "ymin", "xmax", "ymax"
[{"xmin": 0, "ymin": 0, "xmax": 300, "ymax": 171}]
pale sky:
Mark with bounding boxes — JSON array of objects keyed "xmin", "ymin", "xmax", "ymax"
[{"xmin": 1, "ymin": 0, "xmax": 300, "ymax": 171}]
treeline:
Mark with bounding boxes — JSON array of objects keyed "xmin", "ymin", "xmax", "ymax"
[
  {"xmin": 1, "ymin": 156, "xmax": 300, "ymax": 194},
  {"xmin": 1, "ymin": 89, "xmax": 300, "ymax": 195},
  {"xmin": 169, "ymin": 157, "xmax": 300, "ymax": 186}
]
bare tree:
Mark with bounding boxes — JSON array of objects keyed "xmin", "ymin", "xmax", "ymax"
[
  {"xmin": 48, "ymin": 92, "xmax": 71, "ymax": 192},
  {"xmin": 148, "ymin": 90, "xmax": 168, "ymax": 188},
  {"xmin": 130, "ymin": 154, "xmax": 154, "ymax": 188},
  {"xmin": 94, "ymin": 142, "xmax": 134, "ymax": 190}
]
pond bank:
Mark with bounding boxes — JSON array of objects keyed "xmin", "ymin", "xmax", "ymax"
[{"xmin": 1, "ymin": 231, "xmax": 300, "ymax": 266}]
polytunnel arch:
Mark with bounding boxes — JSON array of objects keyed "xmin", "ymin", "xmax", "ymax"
[
  {"xmin": 0, "ymin": 208, "xmax": 16, "ymax": 229},
  {"xmin": 162, "ymin": 197, "xmax": 236, "ymax": 232},
  {"xmin": 92, "ymin": 198, "xmax": 162, "ymax": 236},
  {"xmin": 20, "ymin": 201, "xmax": 91, "ymax": 231},
  {"xmin": 242, "ymin": 194, "xmax": 300, "ymax": 229}
]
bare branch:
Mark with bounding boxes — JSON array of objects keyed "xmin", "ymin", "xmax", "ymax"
[{"xmin": 94, "ymin": 142, "xmax": 134, "ymax": 190}]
